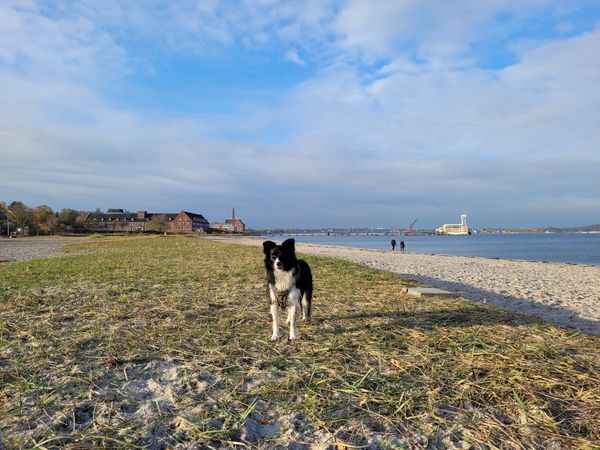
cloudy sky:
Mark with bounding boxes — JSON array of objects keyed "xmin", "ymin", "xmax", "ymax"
[{"xmin": 1, "ymin": 0, "xmax": 599, "ymax": 228}]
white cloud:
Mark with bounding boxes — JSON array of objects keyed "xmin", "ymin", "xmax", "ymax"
[
  {"xmin": 0, "ymin": 1, "xmax": 128, "ymax": 81},
  {"xmin": 284, "ymin": 48, "xmax": 306, "ymax": 66},
  {"xmin": 332, "ymin": 0, "xmax": 574, "ymax": 65},
  {"xmin": 0, "ymin": 1, "xmax": 599, "ymax": 227}
]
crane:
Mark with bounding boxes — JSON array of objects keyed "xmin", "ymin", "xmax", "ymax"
[{"xmin": 406, "ymin": 217, "xmax": 419, "ymax": 234}]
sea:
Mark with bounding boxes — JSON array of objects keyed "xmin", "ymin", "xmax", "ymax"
[{"xmin": 269, "ymin": 233, "xmax": 600, "ymax": 266}]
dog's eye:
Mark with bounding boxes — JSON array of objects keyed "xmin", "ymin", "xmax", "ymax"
[{"xmin": 271, "ymin": 254, "xmax": 277, "ymax": 260}]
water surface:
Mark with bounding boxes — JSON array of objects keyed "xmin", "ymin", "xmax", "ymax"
[{"xmin": 271, "ymin": 233, "xmax": 600, "ymax": 266}]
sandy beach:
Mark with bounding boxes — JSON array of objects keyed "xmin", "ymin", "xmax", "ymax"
[
  {"xmin": 209, "ymin": 236, "xmax": 600, "ymax": 336},
  {"xmin": 2, "ymin": 235, "xmax": 599, "ymax": 448},
  {"xmin": 0, "ymin": 236, "xmax": 85, "ymax": 261}
]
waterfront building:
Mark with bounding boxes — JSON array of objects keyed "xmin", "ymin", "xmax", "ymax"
[
  {"xmin": 436, "ymin": 213, "xmax": 470, "ymax": 235},
  {"xmin": 83, "ymin": 209, "xmax": 209, "ymax": 233},
  {"xmin": 225, "ymin": 208, "xmax": 245, "ymax": 233},
  {"xmin": 210, "ymin": 222, "xmax": 236, "ymax": 232}
]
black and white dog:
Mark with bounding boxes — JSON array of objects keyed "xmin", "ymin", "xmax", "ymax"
[{"xmin": 263, "ymin": 239, "xmax": 312, "ymax": 341}]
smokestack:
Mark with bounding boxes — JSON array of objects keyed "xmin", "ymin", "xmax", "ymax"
[{"xmin": 232, "ymin": 208, "xmax": 236, "ymax": 220}]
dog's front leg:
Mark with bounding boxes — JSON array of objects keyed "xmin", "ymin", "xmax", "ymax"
[
  {"xmin": 287, "ymin": 289, "xmax": 301, "ymax": 340},
  {"xmin": 269, "ymin": 287, "xmax": 282, "ymax": 341}
]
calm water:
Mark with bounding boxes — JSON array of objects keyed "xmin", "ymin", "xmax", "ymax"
[{"xmin": 272, "ymin": 233, "xmax": 600, "ymax": 266}]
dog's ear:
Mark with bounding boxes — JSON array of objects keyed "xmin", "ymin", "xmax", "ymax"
[
  {"xmin": 263, "ymin": 240, "xmax": 277, "ymax": 255},
  {"xmin": 281, "ymin": 238, "xmax": 295, "ymax": 252}
]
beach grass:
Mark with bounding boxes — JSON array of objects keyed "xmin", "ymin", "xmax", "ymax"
[{"xmin": 0, "ymin": 235, "xmax": 599, "ymax": 449}]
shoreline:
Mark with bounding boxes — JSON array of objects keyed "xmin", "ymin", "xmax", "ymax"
[
  {"xmin": 277, "ymin": 234, "xmax": 600, "ymax": 267},
  {"xmin": 206, "ymin": 235, "xmax": 600, "ymax": 336},
  {"xmin": 292, "ymin": 243, "xmax": 600, "ymax": 268}
]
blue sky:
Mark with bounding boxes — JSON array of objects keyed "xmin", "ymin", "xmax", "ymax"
[{"xmin": 1, "ymin": 0, "xmax": 599, "ymax": 228}]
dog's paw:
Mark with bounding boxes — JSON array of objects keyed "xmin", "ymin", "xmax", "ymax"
[
  {"xmin": 288, "ymin": 334, "xmax": 299, "ymax": 341},
  {"xmin": 270, "ymin": 333, "xmax": 282, "ymax": 341}
]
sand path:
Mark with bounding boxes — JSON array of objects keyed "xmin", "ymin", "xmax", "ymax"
[{"xmin": 208, "ymin": 236, "xmax": 600, "ymax": 335}]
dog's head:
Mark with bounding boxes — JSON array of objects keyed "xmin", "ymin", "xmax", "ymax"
[{"xmin": 263, "ymin": 238, "xmax": 297, "ymax": 272}]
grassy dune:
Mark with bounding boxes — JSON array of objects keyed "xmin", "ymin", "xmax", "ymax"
[{"xmin": 0, "ymin": 236, "xmax": 599, "ymax": 449}]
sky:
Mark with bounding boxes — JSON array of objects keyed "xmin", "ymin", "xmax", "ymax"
[{"xmin": 1, "ymin": 0, "xmax": 599, "ymax": 229}]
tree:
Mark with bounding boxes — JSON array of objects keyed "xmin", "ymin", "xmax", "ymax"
[
  {"xmin": 75, "ymin": 212, "xmax": 88, "ymax": 230},
  {"xmin": 8, "ymin": 201, "xmax": 32, "ymax": 231},
  {"xmin": 32, "ymin": 205, "xmax": 56, "ymax": 234},
  {"xmin": 57, "ymin": 208, "xmax": 80, "ymax": 231},
  {"xmin": 0, "ymin": 201, "xmax": 9, "ymax": 236},
  {"xmin": 147, "ymin": 214, "xmax": 168, "ymax": 233}
]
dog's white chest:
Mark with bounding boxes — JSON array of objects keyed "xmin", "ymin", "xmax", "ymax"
[{"xmin": 274, "ymin": 269, "xmax": 294, "ymax": 292}]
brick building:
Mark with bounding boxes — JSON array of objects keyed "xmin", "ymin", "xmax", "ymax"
[
  {"xmin": 83, "ymin": 209, "xmax": 209, "ymax": 233},
  {"xmin": 225, "ymin": 208, "xmax": 245, "ymax": 233},
  {"xmin": 169, "ymin": 211, "xmax": 210, "ymax": 233}
]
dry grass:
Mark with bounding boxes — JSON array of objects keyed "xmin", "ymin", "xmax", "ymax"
[{"xmin": 0, "ymin": 235, "xmax": 598, "ymax": 449}]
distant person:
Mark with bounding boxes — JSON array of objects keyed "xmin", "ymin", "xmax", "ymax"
[
  {"xmin": 400, "ymin": 240, "xmax": 405, "ymax": 252},
  {"xmin": 391, "ymin": 239, "xmax": 397, "ymax": 251}
]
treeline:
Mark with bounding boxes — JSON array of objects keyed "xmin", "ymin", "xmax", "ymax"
[{"xmin": 0, "ymin": 200, "xmax": 88, "ymax": 236}]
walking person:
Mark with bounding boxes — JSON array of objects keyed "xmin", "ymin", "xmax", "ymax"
[
  {"xmin": 400, "ymin": 240, "xmax": 405, "ymax": 252},
  {"xmin": 391, "ymin": 239, "xmax": 397, "ymax": 251}
]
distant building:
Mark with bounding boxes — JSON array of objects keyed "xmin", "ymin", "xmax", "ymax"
[
  {"xmin": 83, "ymin": 208, "xmax": 209, "ymax": 233},
  {"xmin": 225, "ymin": 208, "xmax": 245, "ymax": 233},
  {"xmin": 170, "ymin": 211, "xmax": 210, "ymax": 233},
  {"xmin": 436, "ymin": 213, "xmax": 470, "ymax": 235},
  {"xmin": 210, "ymin": 222, "xmax": 235, "ymax": 233}
]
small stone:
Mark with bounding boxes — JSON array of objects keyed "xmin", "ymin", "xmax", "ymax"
[
  {"xmin": 241, "ymin": 417, "xmax": 280, "ymax": 443},
  {"xmin": 208, "ymin": 417, "xmax": 224, "ymax": 430},
  {"xmin": 22, "ymin": 392, "xmax": 39, "ymax": 406}
]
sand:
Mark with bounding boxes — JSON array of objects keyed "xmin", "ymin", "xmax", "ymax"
[
  {"xmin": 208, "ymin": 236, "xmax": 600, "ymax": 336},
  {"xmin": 0, "ymin": 236, "xmax": 85, "ymax": 261}
]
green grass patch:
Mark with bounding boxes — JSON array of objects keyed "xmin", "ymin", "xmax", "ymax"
[{"xmin": 0, "ymin": 235, "xmax": 598, "ymax": 449}]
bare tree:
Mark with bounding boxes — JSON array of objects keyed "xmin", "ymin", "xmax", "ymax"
[{"xmin": 148, "ymin": 214, "xmax": 168, "ymax": 233}]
